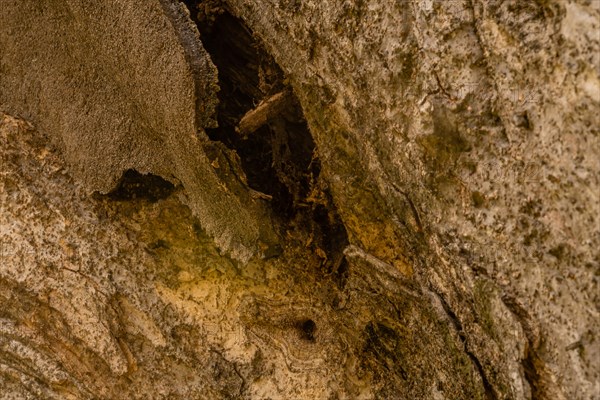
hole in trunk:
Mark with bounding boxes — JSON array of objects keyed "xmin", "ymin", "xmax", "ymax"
[
  {"xmin": 187, "ymin": 2, "xmax": 306, "ymax": 216},
  {"xmin": 297, "ymin": 318, "xmax": 317, "ymax": 342},
  {"xmin": 185, "ymin": 0, "xmax": 348, "ymax": 275}
]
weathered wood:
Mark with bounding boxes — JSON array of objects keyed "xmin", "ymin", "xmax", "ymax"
[{"xmin": 236, "ymin": 90, "xmax": 293, "ymax": 136}]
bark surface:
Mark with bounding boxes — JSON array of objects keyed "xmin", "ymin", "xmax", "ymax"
[{"xmin": 0, "ymin": 0, "xmax": 598, "ymax": 399}]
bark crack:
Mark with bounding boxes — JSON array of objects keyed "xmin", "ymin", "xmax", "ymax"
[{"xmin": 431, "ymin": 289, "xmax": 498, "ymax": 400}]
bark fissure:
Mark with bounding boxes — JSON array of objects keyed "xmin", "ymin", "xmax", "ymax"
[
  {"xmin": 434, "ymin": 289, "xmax": 498, "ymax": 400},
  {"xmin": 500, "ymin": 293, "xmax": 548, "ymax": 400}
]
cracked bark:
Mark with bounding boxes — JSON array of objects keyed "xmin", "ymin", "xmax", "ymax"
[{"xmin": 1, "ymin": 0, "xmax": 599, "ymax": 399}]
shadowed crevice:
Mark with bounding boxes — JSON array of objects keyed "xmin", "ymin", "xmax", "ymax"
[
  {"xmin": 106, "ymin": 169, "xmax": 177, "ymax": 202},
  {"xmin": 184, "ymin": 0, "xmax": 349, "ymax": 276}
]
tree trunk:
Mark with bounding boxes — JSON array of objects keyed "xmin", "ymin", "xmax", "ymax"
[{"xmin": 1, "ymin": 1, "xmax": 598, "ymax": 399}]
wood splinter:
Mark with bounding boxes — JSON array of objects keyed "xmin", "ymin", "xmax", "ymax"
[{"xmin": 236, "ymin": 90, "xmax": 293, "ymax": 136}]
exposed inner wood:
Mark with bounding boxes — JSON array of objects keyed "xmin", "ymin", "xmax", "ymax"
[{"xmin": 236, "ymin": 90, "xmax": 293, "ymax": 136}]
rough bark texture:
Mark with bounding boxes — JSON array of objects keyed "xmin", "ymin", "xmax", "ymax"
[
  {"xmin": 1, "ymin": 0, "xmax": 598, "ymax": 399},
  {"xmin": 0, "ymin": 0, "xmax": 278, "ymax": 262}
]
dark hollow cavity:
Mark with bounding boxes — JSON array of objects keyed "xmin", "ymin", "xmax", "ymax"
[
  {"xmin": 106, "ymin": 170, "xmax": 177, "ymax": 202},
  {"xmin": 185, "ymin": 0, "xmax": 349, "ymax": 273},
  {"xmin": 298, "ymin": 318, "xmax": 317, "ymax": 342}
]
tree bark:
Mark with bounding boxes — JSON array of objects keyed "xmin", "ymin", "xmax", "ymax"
[{"xmin": 1, "ymin": 1, "xmax": 598, "ymax": 399}]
